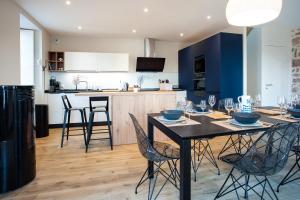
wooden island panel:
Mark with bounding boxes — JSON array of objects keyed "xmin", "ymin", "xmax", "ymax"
[{"xmin": 112, "ymin": 93, "xmax": 176, "ymax": 145}]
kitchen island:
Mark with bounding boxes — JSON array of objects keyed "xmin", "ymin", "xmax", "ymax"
[{"xmin": 47, "ymin": 90, "xmax": 186, "ymax": 145}]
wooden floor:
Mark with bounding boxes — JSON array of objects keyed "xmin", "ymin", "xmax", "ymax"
[{"xmin": 1, "ymin": 128, "xmax": 300, "ymax": 200}]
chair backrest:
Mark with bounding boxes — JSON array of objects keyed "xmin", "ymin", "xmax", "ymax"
[
  {"xmin": 89, "ymin": 96, "xmax": 109, "ymax": 112},
  {"xmin": 61, "ymin": 95, "xmax": 72, "ymax": 110},
  {"xmin": 129, "ymin": 113, "xmax": 158, "ymax": 161},
  {"xmin": 239, "ymin": 122, "xmax": 300, "ymax": 175}
]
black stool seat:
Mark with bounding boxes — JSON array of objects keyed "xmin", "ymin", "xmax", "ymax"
[{"xmin": 85, "ymin": 96, "xmax": 113, "ymax": 152}]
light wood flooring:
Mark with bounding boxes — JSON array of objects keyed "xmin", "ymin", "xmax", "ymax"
[{"xmin": 1, "ymin": 128, "xmax": 300, "ymax": 200}]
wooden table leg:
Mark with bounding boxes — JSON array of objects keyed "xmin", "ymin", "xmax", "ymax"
[
  {"xmin": 147, "ymin": 118, "xmax": 154, "ymax": 178},
  {"xmin": 180, "ymin": 139, "xmax": 191, "ymax": 200}
]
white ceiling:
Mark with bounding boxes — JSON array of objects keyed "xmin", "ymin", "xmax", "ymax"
[
  {"xmin": 15, "ymin": 0, "xmax": 300, "ymax": 42},
  {"xmin": 15, "ymin": 0, "xmax": 234, "ymax": 42}
]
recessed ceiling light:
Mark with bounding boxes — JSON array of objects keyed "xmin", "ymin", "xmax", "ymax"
[
  {"xmin": 132, "ymin": 29, "xmax": 137, "ymax": 33},
  {"xmin": 65, "ymin": 0, "xmax": 71, "ymax": 5},
  {"xmin": 207, "ymin": 15, "xmax": 211, "ymax": 20},
  {"xmin": 77, "ymin": 26, "xmax": 82, "ymax": 30},
  {"xmin": 180, "ymin": 33, "xmax": 184, "ymax": 37},
  {"xmin": 144, "ymin": 8, "xmax": 149, "ymax": 13}
]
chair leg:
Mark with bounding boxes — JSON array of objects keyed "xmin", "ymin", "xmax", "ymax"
[
  {"xmin": 106, "ymin": 111, "xmax": 113, "ymax": 150},
  {"xmin": 66, "ymin": 111, "xmax": 71, "ymax": 140},
  {"xmin": 86, "ymin": 112, "xmax": 94, "ymax": 153},
  {"xmin": 277, "ymin": 155, "xmax": 300, "ymax": 192},
  {"xmin": 80, "ymin": 110, "xmax": 87, "ymax": 147},
  {"xmin": 60, "ymin": 110, "xmax": 68, "ymax": 148}
]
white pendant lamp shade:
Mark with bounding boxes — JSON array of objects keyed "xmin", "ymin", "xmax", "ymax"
[{"xmin": 226, "ymin": 0, "xmax": 283, "ymax": 27}]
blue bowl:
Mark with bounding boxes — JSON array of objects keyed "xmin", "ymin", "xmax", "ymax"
[
  {"xmin": 288, "ymin": 108, "xmax": 300, "ymax": 118},
  {"xmin": 232, "ymin": 112, "xmax": 261, "ymax": 124},
  {"xmin": 160, "ymin": 110, "xmax": 183, "ymax": 120}
]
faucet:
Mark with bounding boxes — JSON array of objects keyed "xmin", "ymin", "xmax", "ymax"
[
  {"xmin": 73, "ymin": 75, "xmax": 88, "ymax": 90},
  {"xmin": 76, "ymin": 80, "xmax": 88, "ymax": 90}
]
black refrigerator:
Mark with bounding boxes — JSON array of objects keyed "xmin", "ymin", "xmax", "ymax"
[{"xmin": 0, "ymin": 85, "xmax": 36, "ymax": 193}]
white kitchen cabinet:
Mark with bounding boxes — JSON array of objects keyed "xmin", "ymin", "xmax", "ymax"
[
  {"xmin": 64, "ymin": 52, "xmax": 99, "ymax": 71},
  {"xmin": 47, "ymin": 94, "xmax": 64, "ymax": 124},
  {"xmin": 98, "ymin": 53, "xmax": 129, "ymax": 72},
  {"xmin": 64, "ymin": 52, "xmax": 129, "ymax": 72}
]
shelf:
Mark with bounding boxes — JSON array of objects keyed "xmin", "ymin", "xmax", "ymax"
[{"xmin": 47, "ymin": 51, "xmax": 65, "ymax": 71}]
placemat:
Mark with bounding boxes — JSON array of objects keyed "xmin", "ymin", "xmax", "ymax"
[
  {"xmin": 255, "ymin": 108, "xmax": 281, "ymax": 115},
  {"xmin": 211, "ymin": 120, "xmax": 273, "ymax": 131},
  {"xmin": 268, "ymin": 115, "xmax": 300, "ymax": 123},
  {"xmin": 185, "ymin": 111, "xmax": 211, "ymax": 117},
  {"xmin": 154, "ymin": 116, "xmax": 201, "ymax": 127},
  {"xmin": 206, "ymin": 111, "xmax": 232, "ymax": 120}
]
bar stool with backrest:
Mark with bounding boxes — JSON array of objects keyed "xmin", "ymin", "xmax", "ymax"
[
  {"xmin": 61, "ymin": 95, "xmax": 87, "ymax": 148},
  {"xmin": 85, "ymin": 96, "xmax": 113, "ymax": 152}
]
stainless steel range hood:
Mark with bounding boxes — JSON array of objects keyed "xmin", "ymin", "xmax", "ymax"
[
  {"xmin": 136, "ymin": 38, "xmax": 165, "ymax": 72},
  {"xmin": 144, "ymin": 38, "xmax": 156, "ymax": 57}
]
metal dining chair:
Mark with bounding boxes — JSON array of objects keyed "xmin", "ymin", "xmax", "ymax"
[
  {"xmin": 277, "ymin": 135, "xmax": 300, "ymax": 192},
  {"xmin": 217, "ymin": 99, "xmax": 258, "ymax": 159},
  {"xmin": 215, "ymin": 122, "xmax": 300, "ymax": 200},
  {"xmin": 129, "ymin": 113, "xmax": 180, "ymax": 200},
  {"xmin": 60, "ymin": 95, "xmax": 87, "ymax": 148},
  {"xmin": 85, "ymin": 96, "xmax": 113, "ymax": 152},
  {"xmin": 192, "ymin": 138, "xmax": 220, "ymax": 181}
]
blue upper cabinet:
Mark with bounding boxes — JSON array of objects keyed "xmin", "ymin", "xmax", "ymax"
[{"xmin": 178, "ymin": 32, "xmax": 243, "ymax": 104}]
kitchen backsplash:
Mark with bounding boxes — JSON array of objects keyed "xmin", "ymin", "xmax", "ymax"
[{"xmin": 49, "ymin": 72, "xmax": 178, "ymax": 90}]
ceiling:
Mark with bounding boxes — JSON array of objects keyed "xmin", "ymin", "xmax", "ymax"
[
  {"xmin": 15, "ymin": 0, "xmax": 235, "ymax": 42},
  {"xmin": 15, "ymin": 0, "xmax": 299, "ymax": 42}
]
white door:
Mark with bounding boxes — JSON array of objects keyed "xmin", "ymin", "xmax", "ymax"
[
  {"xmin": 261, "ymin": 45, "xmax": 291, "ymax": 106},
  {"xmin": 20, "ymin": 29, "xmax": 34, "ymax": 85}
]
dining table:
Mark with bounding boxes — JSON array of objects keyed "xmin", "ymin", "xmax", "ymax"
[{"xmin": 147, "ymin": 110, "xmax": 297, "ymax": 200}]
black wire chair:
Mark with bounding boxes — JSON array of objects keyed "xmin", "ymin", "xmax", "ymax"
[
  {"xmin": 215, "ymin": 122, "xmax": 300, "ymax": 200},
  {"xmin": 277, "ymin": 136, "xmax": 300, "ymax": 192},
  {"xmin": 217, "ymin": 99, "xmax": 259, "ymax": 159},
  {"xmin": 192, "ymin": 138, "xmax": 220, "ymax": 182},
  {"xmin": 129, "ymin": 113, "xmax": 180, "ymax": 200}
]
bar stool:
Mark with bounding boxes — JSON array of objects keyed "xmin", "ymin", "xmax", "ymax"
[
  {"xmin": 61, "ymin": 95, "xmax": 87, "ymax": 148},
  {"xmin": 85, "ymin": 96, "xmax": 113, "ymax": 152}
]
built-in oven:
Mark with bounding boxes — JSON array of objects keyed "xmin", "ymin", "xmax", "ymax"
[
  {"xmin": 193, "ymin": 78, "xmax": 205, "ymax": 96},
  {"xmin": 194, "ymin": 55, "xmax": 205, "ymax": 77}
]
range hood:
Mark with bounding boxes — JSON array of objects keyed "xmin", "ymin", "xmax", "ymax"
[{"xmin": 136, "ymin": 38, "xmax": 165, "ymax": 72}]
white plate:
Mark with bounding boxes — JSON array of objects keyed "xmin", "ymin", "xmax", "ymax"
[
  {"xmin": 158, "ymin": 116, "xmax": 185, "ymax": 122},
  {"xmin": 229, "ymin": 119, "xmax": 263, "ymax": 127}
]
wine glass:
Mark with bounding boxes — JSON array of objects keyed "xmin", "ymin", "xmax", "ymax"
[
  {"xmin": 255, "ymin": 94, "xmax": 261, "ymax": 108},
  {"xmin": 199, "ymin": 100, "xmax": 207, "ymax": 112},
  {"xmin": 277, "ymin": 96, "xmax": 287, "ymax": 117},
  {"xmin": 208, "ymin": 95, "xmax": 216, "ymax": 111},
  {"xmin": 224, "ymin": 98, "xmax": 234, "ymax": 116},
  {"xmin": 185, "ymin": 99, "xmax": 193, "ymax": 119}
]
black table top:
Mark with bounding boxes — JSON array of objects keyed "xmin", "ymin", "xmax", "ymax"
[{"xmin": 148, "ymin": 113, "xmax": 292, "ymax": 141}]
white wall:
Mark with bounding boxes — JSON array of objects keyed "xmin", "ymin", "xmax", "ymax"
[
  {"xmin": 247, "ymin": 25, "xmax": 292, "ymax": 106},
  {"xmin": 247, "ymin": 28, "xmax": 262, "ymax": 97},
  {"xmin": 49, "ymin": 35, "xmax": 182, "ymax": 89},
  {"xmin": 0, "ymin": 0, "xmax": 50, "ymax": 100},
  {"xmin": 0, "ymin": 0, "xmax": 21, "ymax": 85}
]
